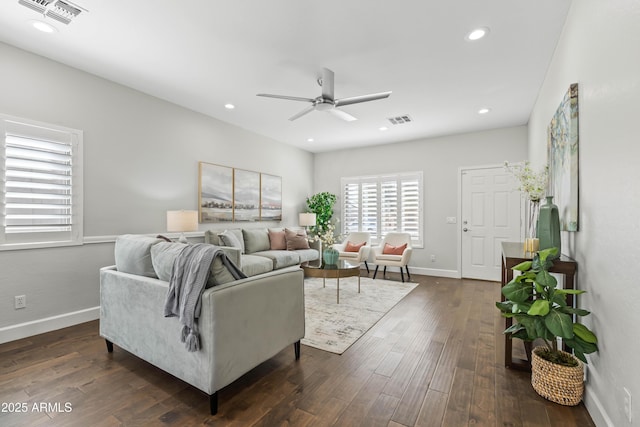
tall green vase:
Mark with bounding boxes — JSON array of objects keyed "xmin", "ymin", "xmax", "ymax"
[{"xmin": 537, "ymin": 196, "xmax": 561, "ymax": 258}]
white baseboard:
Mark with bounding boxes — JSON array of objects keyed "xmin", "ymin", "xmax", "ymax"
[
  {"xmin": 408, "ymin": 266, "xmax": 460, "ymax": 279},
  {"xmin": 0, "ymin": 306, "xmax": 100, "ymax": 344},
  {"xmin": 584, "ymin": 387, "xmax": 615, "ymax": 427}
]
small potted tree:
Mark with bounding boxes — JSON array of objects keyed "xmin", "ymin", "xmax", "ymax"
[{"xmin": 496, "ymin": 247, "xmax": 598, "ymax": 406}]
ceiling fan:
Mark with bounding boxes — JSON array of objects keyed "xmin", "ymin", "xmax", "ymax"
[{"xmin": 257, "ymin": 68, "xmax": 391, "ymax": 122}]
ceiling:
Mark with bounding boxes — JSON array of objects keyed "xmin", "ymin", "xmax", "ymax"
[{"xmin": 0, "ymin": 0, "xmax": 571, "ymax": 153}]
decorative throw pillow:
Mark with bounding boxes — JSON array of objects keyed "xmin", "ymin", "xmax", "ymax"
[
  {"xmin": 284, "ymin": 228, "xmax": 310, "ymax": 250},
  {"xmin": 207, "ymin": 256, "xmax": 236, "ymax": 288},
  {"xmin": 218, "ymin": 230, "xmax": 244, "ymax": 253},
  {"xmin": 114, "ymin": 234, "xmax": 164, "ymax": 277},
  {"xmin": 242, "ymin": 228, "xmax": 270, "ymax": 254},
  {"xmin": 383, "ymin": 243, "xmax": 407, "ymax": 255},
  {"xmin": 345, "ymin": 241, "xmax": 366, "ymax": 252},
  {"xmin": 268, "ymin": 228, "xmax": 287, "ymax": 250},
  {"xmin": 151, "ymin": 241, "xmax": 187, "ymax": 281}
]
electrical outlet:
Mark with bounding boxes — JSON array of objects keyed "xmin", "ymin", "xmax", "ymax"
[
  {"xmin": 14, "ymin": 295, "xmax": 26, "ymax": 309},
  {"xmin": 430, "ymin": 255, "xmax": 436, "ymax": 262},
  {"xmin": 624, "ymin": 387, "xmax": 632, "ymax": 423},
  {"xmin": 446, "ymin": 217, "xmax": 457, "ymax": 224}
]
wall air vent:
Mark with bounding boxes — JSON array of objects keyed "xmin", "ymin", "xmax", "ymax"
[
  {"xmin": 388, "ymin": 115, "xmax": 413, "ymax": 125},
  {"xmin": 18, "ymin": 0, "xmax": 87, "ymax": 25}
]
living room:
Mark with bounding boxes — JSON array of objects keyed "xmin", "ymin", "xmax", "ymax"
[{"xmin": 1, "ymin": 1, "xmax": 638, "ymax": 426}]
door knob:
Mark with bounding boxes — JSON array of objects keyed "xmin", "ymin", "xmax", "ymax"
[{"xmin": 463, "ymin": 227, "xmax": 470, "ymax": 232}]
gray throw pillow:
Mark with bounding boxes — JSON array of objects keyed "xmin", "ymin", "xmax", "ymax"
[
  {"xmin": 284, "ymin": 228, "xmax": 310, "ymax": 250},
  {"xmin": 150, "ymin": 242, "xmax": 187, "ymax": 282},
  {"xmin": 207, "ymin": 256, "xmax": 236, "ymax": 287},
  {"xmin": 242, "ymin": 228, "xmax": 270, "ymax": 254},
  {"xmin": 115, "ymin": 234, "xmax": 163, "ymax": 277},
  {"xmin": 218, "ymin": 229, "xmax": 244, "ymax": 253}
]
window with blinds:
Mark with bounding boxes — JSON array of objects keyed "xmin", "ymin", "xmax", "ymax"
[
  {"xmin": 341, "ymin": 172, "xmax": 423, "ymax": 246},
  {"xmin": 1, "ymin": 115, "xmax": 83, "ymax": 249}
]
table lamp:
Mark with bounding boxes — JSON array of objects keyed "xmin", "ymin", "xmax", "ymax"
[
  {"xmin": 167, "ymin": 210, "xmax": 198, "ymax": 243},
  {"xmin": 299, "ymin": 212, "xmax": 316, "ymax": 230}
]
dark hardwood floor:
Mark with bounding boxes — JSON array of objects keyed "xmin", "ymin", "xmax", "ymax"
[{"xmin": 0, "ymin": 273, "xmax": 595, "ymax": 426}]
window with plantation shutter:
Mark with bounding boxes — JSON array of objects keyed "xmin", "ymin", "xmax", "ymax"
[
  {"xmin": 1, "ymin": 115, "xmax": 83, "ymax": 250},
  {"xmin": 340, "ymin": 172, "xmax": 423, "ymax": 246}
]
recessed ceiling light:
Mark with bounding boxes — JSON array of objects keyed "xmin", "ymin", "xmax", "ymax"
[
  {"xmin": 224, "ymin": 103, "xmax": 235, "ymax": 109},
  {"xmin": 379, "ymin": 126, "xmax": 389, "ymax": 131},
  {"xmin": 30, "ymin": 20, "xmax": 57, "ymax": 33},
  {"xmin": 307, "ymin": 138, "xmax": 314, "ymax": 142},
  {"xmin": 466, "ymin": 27, "xmax": 489, "ymax": 41},
  {"xmin": 478, "ymin": 107, "xmax": 491, "ymax": 114}
]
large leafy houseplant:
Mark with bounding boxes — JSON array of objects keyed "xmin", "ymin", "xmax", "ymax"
[
  {"xmin": 306, "ymin": 192, "xmax": 337, "ymax": 235},
  {"xmin": 496, "ymin": 247, "xmax": 598, "ymax": 365}
]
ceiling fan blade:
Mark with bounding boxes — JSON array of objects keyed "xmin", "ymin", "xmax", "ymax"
[
  {"xmin": 327, "ymin": 108, "xmax": 358, "ymax": 122},
  {"xmin": 320, "ymin": 68, "xmax": 335, "ymax": 100},
  {"xmin": 335, "ymin": 91, "xmax": 392, "ymax": 107},
  {"xmin": 257, "ymin": 93, "xmax": 315, "ymax": 103},
  {"xmin": 289, "ymin": 105, "xmax": 316, "ymax": 121}
]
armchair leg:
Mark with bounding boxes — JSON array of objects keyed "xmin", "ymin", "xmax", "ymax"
[
  {"xmin": 373, "ymin": 265, "xmax": 379, "ymax": 279},
  {"xmin": 383, "ymin": 266, "xmax": 387, "ymax": 279},
  {"xmin": 400, "ymin": 267, "xmax": 405, "ymax": 283},
  {"xmin": 364, "ymin": 261, "xmax": 369, "ymax": 274},
  {"xmin": 294, "ymin": 341, "xmax": 301, "ymax": 360},
  {"xmin": 405, "ymin": 265, "xmax": 411, "ymax": 281},
  {"xmin": 210, "ymin": 392, "xmax": 218, "ymax": 415}
]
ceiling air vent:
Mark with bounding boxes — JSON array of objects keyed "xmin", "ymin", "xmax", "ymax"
[
  {"xmin": 388, "ymin": 115, "xmax": 413, "ymax": 125},
  {"xmin": 18, "ymin": 0, "xmax": 87, "ymax": 25}
]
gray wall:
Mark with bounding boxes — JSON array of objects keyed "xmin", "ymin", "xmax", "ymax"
[
  {"xmin": 313, "ymin": 126, "xmax": 528, "ymax": 275},
  {"xmin": 0, "ymin": 42, "xmax": 314, "ymax": 334},
  {"xmin": 527, "ymin": 1, "xmax": 640, "ymax": 425}
]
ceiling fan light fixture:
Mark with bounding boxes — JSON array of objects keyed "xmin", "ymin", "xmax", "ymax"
[{"xmin": 466, "ymin": 27, "xmax": 490, "ymax": 41}]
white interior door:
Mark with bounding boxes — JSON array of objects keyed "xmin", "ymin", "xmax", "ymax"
[{"xmin": 461, "ymin": 167, "xmax": 522, "ymax": 281}]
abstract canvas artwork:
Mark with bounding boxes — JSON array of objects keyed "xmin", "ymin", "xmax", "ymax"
[
  {"xmin": 547, "ymin": 83, "xmax": 579, "ymax": 231},
  {"xmin": 233, "ymin": 169, "xmax": 261, "ymax": 222},
  {"xmin": 260, "ymin": 173, "xmax": 282, "ymax": 221},
  {"xmin": 199, "ymin": 162, "xmax": 233, "ymax": 223}
]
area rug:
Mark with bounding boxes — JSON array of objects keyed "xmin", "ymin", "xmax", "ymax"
[{"xmin": 301, "ymin": 276, "xmax": 418, "ymax": 354}]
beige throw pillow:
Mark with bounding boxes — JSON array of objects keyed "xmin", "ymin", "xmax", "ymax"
[{"xmin": 284, "ymin": 228, "xmax": 310, "ymax": 250}]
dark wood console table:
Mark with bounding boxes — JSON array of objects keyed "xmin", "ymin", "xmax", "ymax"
[{"xmin": 500, "ymin": 242, "xmax": 577, "ymax": 371}]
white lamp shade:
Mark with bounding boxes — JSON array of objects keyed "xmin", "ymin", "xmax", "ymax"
[
  {"xmin": 299, "ymin": 212, "xmax": 317, "ymax": 227},
  {"xmin": 167, "ymin": 210, "xmax": 198, "ymax": 232}
]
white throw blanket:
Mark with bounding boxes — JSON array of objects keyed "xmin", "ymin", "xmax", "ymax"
[{"xmin": 164, "ymin": 243, "xmax": 246, "ymax": 351}]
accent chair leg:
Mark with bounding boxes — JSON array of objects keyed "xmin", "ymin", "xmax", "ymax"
[
  {"xmin": 373, "ymin": 265, "xmax": 379, "ymax": 279},
  {"xmin": 294, "ymin": 340, "xmax": 301, "ymax": 360},
  {"xmin": 400, "ymin": 267, "xmax": 405, "ymax": 283},
  {"xmin": 210, "ymin": 392, "xmax": 218, "ymax": 415},
  {"xmin": 105, "ymin": 339, "xmax": 113, "ymax": 353},
  {"xmin": 383, "ymin": 266, "xmax": 387, "ymax": 279},
  {"xmin": 405, "ymin": 265, "xmax": 411, "ymax": 281},
  {"xmin": 364, "ymin": 261, "xmax": 370, "ymax": 274}
]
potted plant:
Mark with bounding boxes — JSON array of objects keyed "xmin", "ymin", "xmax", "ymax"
[
  {"xmin": 496, "ymin": 247, "xmax": 598, "ymax": 406},
  {"xmin": 306, "ymin": 192, "xmax": 337, "ymax": 235}
]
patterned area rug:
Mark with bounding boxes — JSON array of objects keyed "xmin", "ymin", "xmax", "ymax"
[{"xmin": 301, "ymin": 276, "xmax": 418, "ymax": 354}]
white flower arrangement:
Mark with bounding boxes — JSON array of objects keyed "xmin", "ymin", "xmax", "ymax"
[
  {"xmin": 308, "ymin": 221, "xmax": 342, "ymax": 248},
  {"xmin": 504, "ymin": 161, "xmax": 548, "ymax": 202}
]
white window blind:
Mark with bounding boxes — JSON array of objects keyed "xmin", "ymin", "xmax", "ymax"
[
  {"xmin": 341, "ymin": 172, "xmax": 423, "ymax": 246},
  {"xmin": 1, "ymin": 115, "xmax": 83, "ymax": 249}
]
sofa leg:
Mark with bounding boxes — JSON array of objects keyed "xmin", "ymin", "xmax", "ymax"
[
  {"xmin": 294, "ymin": 341, "xmax": 301, "ymax": 360},
  {"xmin": 364, "ymin": 261, "xmax": 369, "ymax": 274},
  {"xmin": 105, "ymin": 339, "xmax": 113, "ymax": 353},
  {"xmin": 373, "ymin": 265, "xmax": 379, "ymax": 279},
  {"xmin": 210, "ymin": 392, "xmax": 218, "ymax": 415},
  {"xmin": 400, "ymin": 267, "xmax": 405, "ymax": 283}
]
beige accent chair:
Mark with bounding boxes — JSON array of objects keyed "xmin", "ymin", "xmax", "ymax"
[
  {"xmin": 372, "ymin": 232, "xmax": 413, "ymax": 282},
  {"xmin": 333, "ymin": 232, "xmax": 371, "ymax": 273}
]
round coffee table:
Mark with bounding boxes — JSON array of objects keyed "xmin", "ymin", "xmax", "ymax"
[{"xmin": 301, "ymin": 260, "xmax": 361, "ymax": 304}]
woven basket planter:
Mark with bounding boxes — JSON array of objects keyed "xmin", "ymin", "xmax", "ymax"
[{"xmin": 531, "ymin": 346, "xmax": 584, "ymax": 406}]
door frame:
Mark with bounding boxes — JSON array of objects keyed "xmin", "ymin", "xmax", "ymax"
[{"xmin": 456, "ymin": 164, "xmax": 525, "ymax": 279}]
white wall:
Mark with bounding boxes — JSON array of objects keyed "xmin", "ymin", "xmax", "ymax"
[
  {"xmin": 528, "ymin": 1, "xmax": 640, "ymax": 425},
  {"xmin": 314, "ymin": 126, "xmax": 528, "ymax": 276},
  {"xmin": 0, "ymin": 42, "xmax": 314, "ymax": 338}
]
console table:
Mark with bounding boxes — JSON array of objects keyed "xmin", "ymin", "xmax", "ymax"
[{"xmin": 500, "ymin": 242, "xmax": 577, "ymax": 371}]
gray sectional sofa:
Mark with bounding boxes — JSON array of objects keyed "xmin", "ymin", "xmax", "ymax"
[{"xmin": 99, "ymin": 232, "xmax": 315, "ymax": 415}]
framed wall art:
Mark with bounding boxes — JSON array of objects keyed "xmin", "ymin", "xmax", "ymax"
[
  {"xmin": 233, "ymin": 168, "xmax": 260, "ymax": 222},
  {"xmin": 547, "ymin": 83, "xmax": 579, "ymax": 231},
  {"xmin": 199, "ymin": 162, "xmax": 233, "ymax": 223},
  {"xmin": 260, "ymin": 173, "xmax": 282, "ymax": 221}
]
